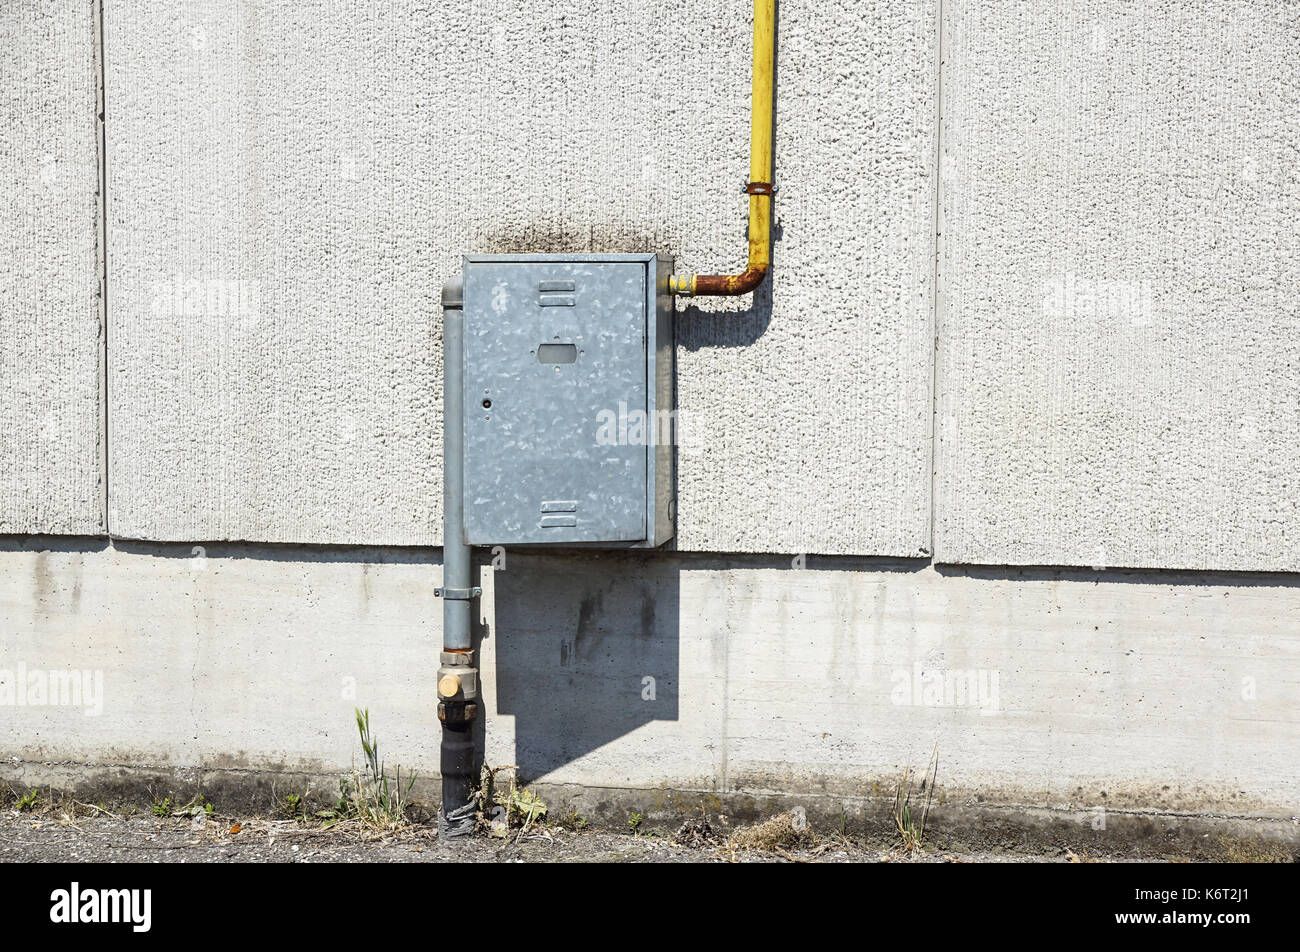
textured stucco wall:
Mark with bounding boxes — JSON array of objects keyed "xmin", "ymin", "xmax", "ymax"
[
  {"xmin": 1, "ymin": 544, "xmax": 1296, "ymax": 818},
  {"xmin": 936, "ymin": 0, "xmax": 1300, "ymax": 571},
  {"xmin": 0, "ymin": 1, "xmax": 103, "ymax": 534},
  {"xmin": 9, "ymin": 0, "xmax": 1300, "ymax": 573},
  {"xmin": 104, "ymin": 0, "xmax": 938, "ymax": 555}
]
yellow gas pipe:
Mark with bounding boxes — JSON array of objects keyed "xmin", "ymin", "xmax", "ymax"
[{"xmin": 669, "ymin": 0, "xmax": 776, "ymax": 297}]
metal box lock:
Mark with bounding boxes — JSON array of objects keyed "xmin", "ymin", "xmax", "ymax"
[{"xmin": 458, "ymin": 254, "xmax": 674, "ymax": 548}]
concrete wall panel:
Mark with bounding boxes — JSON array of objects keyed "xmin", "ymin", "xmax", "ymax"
[
  {"xmin": 0, "ymin": 2, "xmax": 103, "ymax": 534},
  {"xmin": 936, "ymin": 0, "xmax": 1300, "ymax": 570},
  {"xmin": 105, "ymin": 0, "xmax": 937, "ymax": 554},
  {"xmin": 1, "ymin": 544, "xmax": 1295, "ymax": 820}
]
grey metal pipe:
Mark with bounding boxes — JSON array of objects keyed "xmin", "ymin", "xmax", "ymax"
[
  {"xmin": 437, "ymin": 276, "xmax": 478, "ymax": 839},
  {"xmin": 441, "ymin": 277, "xmax": 471, "ymax": 653}
]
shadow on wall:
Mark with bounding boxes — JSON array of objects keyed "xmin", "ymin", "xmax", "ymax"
[
  {"xmin": 676, "ymin": 261, "xmax": 775, "ymax": 351},
  {"xmin": 933, "ymin": 561, "xmax": 1300, "ymax": 590},
  {"xmin": 485, "ymin": 549, "xmax": 680, "ymax": 783},
  {"xmin": 484, "ymin": 548, "xmax": 929, "ymax": 783}
]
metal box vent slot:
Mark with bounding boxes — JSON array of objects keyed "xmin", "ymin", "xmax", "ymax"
[{"xmin": 537, "ymin": 343, "xmax": 578, "ymax": 364}]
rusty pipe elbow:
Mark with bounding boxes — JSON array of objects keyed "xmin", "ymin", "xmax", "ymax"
[{"xmin": 691, "ymin": 265, "xmax": 769, "ymax": 297}]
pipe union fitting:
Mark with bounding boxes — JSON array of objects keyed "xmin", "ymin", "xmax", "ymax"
[{"xmin": 437, "ymin": 665, "xmax": 478, "ymax": 701}]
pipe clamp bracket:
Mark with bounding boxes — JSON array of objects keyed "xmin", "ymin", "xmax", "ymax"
[
  {"xmin": 435, "ymin": 586, "xmax": 481, "ymax": 600},
  {"xmin": 743, "ymin": 180, "xmax": 778, "ymax": 196}
]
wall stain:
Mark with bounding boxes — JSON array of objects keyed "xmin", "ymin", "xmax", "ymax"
[
  {"xmin": 476, "ymin": 223, "xmax": 676, "ymax": 258},
  {"xmin": 573, "ymin": 590, "xmax": 606, "ymax": 663}
]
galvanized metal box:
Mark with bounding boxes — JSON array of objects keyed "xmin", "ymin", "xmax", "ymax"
[{"xmin": 459, "ymin": 254, "xmax": 674, "ymax": 548}]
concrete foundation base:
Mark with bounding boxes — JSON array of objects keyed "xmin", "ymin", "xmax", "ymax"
[{"xmin": 2, "ymin": 538, "xmax": 1297, "ymax": 854}]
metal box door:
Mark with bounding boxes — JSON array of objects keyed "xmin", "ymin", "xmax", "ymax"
[{"xmin": 462, "ymin": 260, "xmax": 649, "ymax": 545}]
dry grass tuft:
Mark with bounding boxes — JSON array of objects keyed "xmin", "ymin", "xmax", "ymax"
[
  {"xmin": 672, "ymin": 815, "xmax": 722, "ymax": 848},
  {"xmin": 892, "ymin": 741, "xmax": 939, "ymax": 854},
  {"xmin": 729, "ymin": 811, "xmax": 817, "ymax": 852}
]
